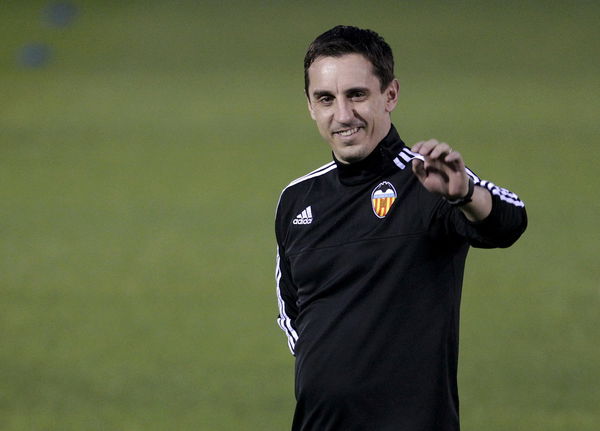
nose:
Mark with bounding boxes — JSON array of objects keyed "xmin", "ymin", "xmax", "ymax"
[{"xmin": 334, "ymin": 99, "xmax": 354, "ymax": 124}]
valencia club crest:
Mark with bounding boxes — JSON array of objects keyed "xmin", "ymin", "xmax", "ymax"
[{"xmin": 371, "ymin": 181, "xmax": 397, "ymax": 218}]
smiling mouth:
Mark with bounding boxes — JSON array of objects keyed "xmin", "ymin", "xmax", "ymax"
[{"xmin": 333, "ymin": 127, "xmax": 362, "ymax": 137}]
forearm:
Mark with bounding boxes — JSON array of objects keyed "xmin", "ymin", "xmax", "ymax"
[
  {"xmin": 458, "ymin": 189, "xmax": 528, "ymax": 249},
  {"xmin": 459, "ymin": 186, "xmax": 492, "ymax": 222}
]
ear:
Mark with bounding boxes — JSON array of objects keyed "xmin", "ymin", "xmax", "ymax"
[
  {"xmin": 384, "ymin": 79, "xmax": 400, "ymax": 113},
  {"xmin": 307, "ymin": 95, "xmax": 316, "ymax": 120}
]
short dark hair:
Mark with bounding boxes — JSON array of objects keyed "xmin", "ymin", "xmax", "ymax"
[{"xmin": 304, "ymin": 25, "xmax": 395, "ymax": 96}]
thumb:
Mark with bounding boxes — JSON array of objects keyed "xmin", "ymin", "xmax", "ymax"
[{"xmin": 412, "ymin": 159, "xmax": 426, "ymax": 182}]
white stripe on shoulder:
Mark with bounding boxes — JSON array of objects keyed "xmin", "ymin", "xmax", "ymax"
[
  {"xmin": 402, "ymin": 148, "xmax": 425, "ymax": 161},
  {"xmin": 275, "ymin": 161, "xmax": 337, "ymax": 217},
  {"xmin": 393, "ymin": 148, "xmax": 425, "ymax": 170},
  {"xmin": 284, "ymin": 161, "xmax": 337, "ymax": 190},
  {"xmin": 465, "ymin": 167, "xmax": 481, "ymax": 184}
]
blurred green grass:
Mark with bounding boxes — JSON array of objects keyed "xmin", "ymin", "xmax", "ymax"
[{"xmin": 1, "ymin": 1, "xmax": 599, "ymax": 429}]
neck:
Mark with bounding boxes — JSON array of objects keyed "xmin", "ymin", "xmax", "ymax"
[{"xmin": 334, "ymin": 124, "xmax": 406, "ymax": 186}]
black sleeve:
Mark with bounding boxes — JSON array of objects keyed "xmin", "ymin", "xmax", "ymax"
[
  {"xmin": 453, "ymin": 190, "xmax": 527, "ymax": 248},
  {"xmin": 429, "ymin": 173, "xmax": 528, "ymax": 249},
  {"xmin": 275, "ymin": 196, "xmax": 300, "ymax": 356}
]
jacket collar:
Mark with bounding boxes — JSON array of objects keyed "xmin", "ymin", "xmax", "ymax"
[{"xmin": 334, "ymin": 124, "xmax": 407, "ymax": 186}]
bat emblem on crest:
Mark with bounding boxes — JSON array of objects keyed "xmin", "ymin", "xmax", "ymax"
[{"xmin": 371, "ymin": 181, "xmax": 397, "ymax": 218}]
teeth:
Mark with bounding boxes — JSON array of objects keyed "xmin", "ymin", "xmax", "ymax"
[{"xmin": 337, "ymin": 127, "xmax": 359, "ymax": 137}]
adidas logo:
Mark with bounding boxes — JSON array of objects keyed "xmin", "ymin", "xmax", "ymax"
[{"xmin": 293, "ymin": 206, "xmax": 313, "ymax": 225}]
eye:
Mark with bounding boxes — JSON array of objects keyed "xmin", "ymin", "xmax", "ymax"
[
  {"xmin": 318, "ymin": 95, "xmax": 333, "ymax": 105},
  {"xmin": 350, "ymin": 91, "xmax": 367, "ymax": 101}
]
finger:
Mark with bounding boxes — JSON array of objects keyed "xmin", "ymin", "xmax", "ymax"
[
  {"xmin": 411, "ymin": 158, "xmax": 426, "ymax": 180},
  {"xmin": 429, "ymin": 142, "xmax": 453, "ymax": 160},
  {"xmin": 444, "ymin": 156, "xmax": 469, "ymax": 198},
  {"xmin": 424, "ymin": 165, "xmax": 450, "ymax": 182},
  {"xmin": 412, "ymin": 139, "xmax": 440, "ymax": 157},
  {"xmin": 447, "ymin": 170, "xmax": 470, "ymax": 198},
  {"xmin": 444, "ymin": 150, "xmax": 460, "ymax": 162},
  {"xmin": 443, "ymin": 150, "xmax": 465, "ymax": 172},
  {"xmin": 445, "ymin": 151, "xmax": 465, "ymax": 174},
  {"xmin": 411, "ymin": 141, "xmax": 426, "ymax": 153}
]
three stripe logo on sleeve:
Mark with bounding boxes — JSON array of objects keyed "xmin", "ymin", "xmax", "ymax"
[{"xmin": 293, "ymin": 206, "xmax": 313, "ymax": 225}]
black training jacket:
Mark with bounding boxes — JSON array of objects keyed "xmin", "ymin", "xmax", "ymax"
[{"xmin": 275, "ymin": 125, "xmax": 527, "ymax": 431}]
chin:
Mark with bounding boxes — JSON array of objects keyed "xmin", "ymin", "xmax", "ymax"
[{"xmin": 336, "ymin": 149, "xmax": 369, "ymax": 164}]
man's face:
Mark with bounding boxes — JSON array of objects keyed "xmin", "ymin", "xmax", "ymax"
[{"xmin": 306, "ymin": 53, "xmax": 399, "ymax": 164}]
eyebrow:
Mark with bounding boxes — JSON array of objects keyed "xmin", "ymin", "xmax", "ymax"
[
  {"xmin": 345, "ymin": 87, "xmax": 370, "ymax": 95},
  {"xmin": 311, "ymin": 87, "xmax": 370, "ymax": 99},
  {"xmin": 312, "ymin": 90, "xmax": 333, "ymax": 99}
]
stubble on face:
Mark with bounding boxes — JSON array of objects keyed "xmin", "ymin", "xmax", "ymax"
[{"xmin": 306, "ymin": 54, "xmax": 398, "ymax": 164}]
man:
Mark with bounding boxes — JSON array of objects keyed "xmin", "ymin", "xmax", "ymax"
[{"xmin": 275, "ymin": 25, "xmax": 527, "ymax": 430}]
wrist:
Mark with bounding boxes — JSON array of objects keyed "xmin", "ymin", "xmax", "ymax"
[{"xmin": 445, "ymin": 178, "xmax": 474, "ymax": 207}]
